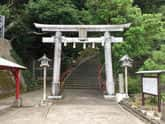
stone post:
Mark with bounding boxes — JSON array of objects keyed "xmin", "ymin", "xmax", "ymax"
[
  {"xmin": 125, "ymin": 66, "xmax": 128, "ymax": 95},
  {"xmin": 118, "ymin": 73, "xmax": 124, "ymax": 93},
  {"xmin": 104, "ymin": 32, "xmax": 115, "ymax": 95},
  {"xmin": 43, "ymin": 66, "xmax": 47, "ymax": 101}
]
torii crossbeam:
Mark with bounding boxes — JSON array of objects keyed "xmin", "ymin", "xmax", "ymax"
[{"xmin": 34, "ymin": 23, "xmax": 131, "ymax": 99}]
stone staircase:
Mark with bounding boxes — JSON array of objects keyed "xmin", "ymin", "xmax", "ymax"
[{"xmin": 64, "ymin": 57, "xmax": 99, "ymax": 89}]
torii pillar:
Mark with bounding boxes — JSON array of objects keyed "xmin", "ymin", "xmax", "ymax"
[
  {"xmin": 104, "ymin": 32, "xmax": 114, "ymax": 95},
  {"xmin": 49, "ymin": 31, "xmax": 62, "ymax": 98}
]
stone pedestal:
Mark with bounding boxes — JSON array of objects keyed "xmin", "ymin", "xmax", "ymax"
[
  {"xmin": 13, "ymin": 98, "xmax": 22, "ymax": 107},
  {"xmin": 48, "ymin": 95, "xmax": 63, "ymax": 100},
  {"xmin": 116, "ymin": 93, "xmax": 129, "ymax": 103},
  {"xmin": 118, "ymin": 73, "xmax": 124, "ymax": 93},
  {"xmin": 104, "ymin": 95, "xmax": 116, "ymax": 101},
  {"xmin": 48, "ymin": 84, "xmax": 63, "ymax": 100}
]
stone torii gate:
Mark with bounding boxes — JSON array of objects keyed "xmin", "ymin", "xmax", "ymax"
[{"xmin": 34, "ymin": 23, "xmax": 130, "ymax": 98}]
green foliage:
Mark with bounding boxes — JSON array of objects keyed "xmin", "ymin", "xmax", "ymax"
[
  {"xmin": 147, "ymin": 96, "xmax": 157, "ymax": 105},
  {"xmin": 112, "ymin": 13, "xmax": 165, "ymax": 75},
  {"xmin": 0, "ymin": 5, "xmax": 11, "ymax": 24},
  {"xmin": 128, "ymin": 76, "xmax": 140, "ymax": 94},
  {"xmin": 141, "ymin": 45, "xmax": 165, "ymax": 88},
  {"xmin": 134, "ymin": 0, "xmax": 165, "ymax": 13},
  {"xmin": 78, "ymin": 48, "xmax": 98, "ymax": 60},
  {"xmin": 86, "ymin": 0, "xmax": 140, "ymax": 24},
  {"xmin": 25, "ymin": 0, "xmax": 80, "ymax": 24},
  {"xmin": 10, "ymin": 49, "xmax": 40, "ymax": 90},
  {"xmin": 0, "ymin": 5, "xmax": 10, "ymax": 16},
  {"xmin": 159, "ymin": 5, "xmax": 165, "ymax": 21},
  {"xmin": 161, "ymin": 93, "xmax": 165, "ymax": 102},
  {"xmin": 1, "ymin": 0, "xmax": 165, "ymax": 92},
  {"xmin": 141, "ymin": 45, "xmax": 165, "ymax": 70},
  {"xmin": 61, "ymin": 56, "xmax": 72, "ymax": 72}
]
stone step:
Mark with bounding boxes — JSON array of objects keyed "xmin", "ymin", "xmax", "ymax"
[
  {"xmin": 69, "ymin": 74, "xmax": 98, "ymax": 77},
  {"xmin": 64, "ymin": 57, "xmax": 99, "ymax": 89},
  {"xmin": 65, "ymin": 83, "xmax": 97, "ymax": 85},
  {"xmin": 65, "ymin": 80, "xmax": 97, "ymax": 83},
  {"xmin": 67, "ymin": 78, "xmax": 97, "ymax": 80},
  {"xmin": 65, "ymin": 85, "xmax": 97, "ymax": 87},
  {"xmin": 64, "ymin": 86, "xmax": 98, "ymax": 89},
  {"xmin": 65, "ymin": 83, "xmax": 97, "ymax": 86}
]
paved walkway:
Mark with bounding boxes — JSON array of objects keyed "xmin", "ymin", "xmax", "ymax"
[{"xmin": 0, "ymin": 89, "xmax": 145, "ymax": 124}]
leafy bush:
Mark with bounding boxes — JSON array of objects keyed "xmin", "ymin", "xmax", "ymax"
[
  {"xmin": 128, "ymin": 76, "xmax": 140, "ymax": 94},
  {"xmin": 161, "ymin": 93, "xmax": 165, "ymax": 102}
]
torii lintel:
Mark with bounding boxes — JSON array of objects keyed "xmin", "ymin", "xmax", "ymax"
[{"xmin": 34, "ymin": 23, "xmax": 131, "ymax": 32}]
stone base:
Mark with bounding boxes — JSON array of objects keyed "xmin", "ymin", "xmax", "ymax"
[
  {"xmin": 116, "ymin": 93, "xmax": 129, "ymax": 103},
  {"xmin": 104, "ymin": 94, "xmax": 116, "ymax": 100},
  {"xmin": 48, "ymin": 95, "xmax": 63, "ymax": 100},
  {"xmin": 13, "ymin": 98, "xmax": 22, "ymax": 107},
  {"xmin": 39, "ymin": 100, "xmax": 52, "ymax": 106},
  {"xmin": 51, "ymin": 83, "xmax": 60, "ymax": 96}
]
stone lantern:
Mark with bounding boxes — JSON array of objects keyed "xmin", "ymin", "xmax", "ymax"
[
  {"xmin": 120, "ymin": 55, "xmax": 133, "ymax": 97},
  {"xmin": 38, "ymin": 54, "xmax": 51, "ymax": 102}
]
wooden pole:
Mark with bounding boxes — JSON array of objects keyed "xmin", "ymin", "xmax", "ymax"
[
  {"xmin": 158, "ymin": 74, "xmax": 161, "ymax": 112},
  {"xmin": 141, "ymin": 74, "xmax": 145, "ymax": 106},
  {"xmin": 14, "ymin": 68, "xmax": 22, "ymax": 107}
]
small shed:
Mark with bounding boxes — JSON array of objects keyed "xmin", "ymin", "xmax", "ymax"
[{"xmin": 0, "ymin": 57, "xmax": 26, "ymax": 106}]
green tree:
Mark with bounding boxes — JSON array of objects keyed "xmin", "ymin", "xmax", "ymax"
[
  {"xmin": 141, "ymin": 45, "xmax": 165, "ymax": 70},
  {"xmin": 1, "ymin": 0, "xmax": 165, "ymax": 90},
  {"xmin": 134, "ymin": 0, "xmax": 165, "ymax": 13},
  {"xmin": 25, "ymin": 0, "xmax": 80, "ymax": 24},
  {"xmin": 0, "ymin": 5, "xmax": 11, "ymax": 24}
]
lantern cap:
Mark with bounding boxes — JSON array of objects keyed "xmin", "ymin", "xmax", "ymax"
[
  {"xmin": 120, "ymin": 55, "xmax": 133, "ymax": 62},
  {"xmin": 120, "ymin": 55, "xmax": 133, "ymax": 67},
  {"xmin": 38, "ymin": 54, "xmax": 51, "ymax": 67},
  {"xmin": 38, "ymin": 54, "xmax": 51, "ymax": 62}
]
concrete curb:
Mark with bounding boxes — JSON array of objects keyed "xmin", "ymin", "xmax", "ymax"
[{"xmin": 120, "ymin": 101, "xmax": 162, "ymax": 124}]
